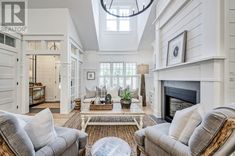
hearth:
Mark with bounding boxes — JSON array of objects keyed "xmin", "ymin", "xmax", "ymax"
[{"xmin": 164, "ymin": 87, "xmax": 197, "ymax": 122}]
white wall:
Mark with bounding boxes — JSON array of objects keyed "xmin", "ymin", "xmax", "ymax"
[
  {"xmin": 27, "ymin": 9, "xmax": 68, "ymax": 35},
  {"xmin": 82, "ymin": 50, "xmax": 154, "ymax": 101},
  {"xmin": 99, "ymin": 4, "xmax": 138, "ymax": 51},
  {"xmin": 155, "ymin": 0, "xmax": 225, "ymax": 69},
  {"xmin": 22, "ymin": 8, "xmax": 84, "ymax": 114},
  {"xmin": 225, "ymin": 0, "xmax": 235, "ymax": 104},
  {"xmin": 92, "ymin": 0, "xmax": 100, "ymax": 44},
  {"xmin": 137, "ymin": 6, "xmax": 152, "ymax": 43},
  {"xmin": 152, "ymin": 0, "xmax": 226, "ymax": 116},
  {"xmin": 67, "ymin": 12, "xmax": 83, "ymax": 49}
]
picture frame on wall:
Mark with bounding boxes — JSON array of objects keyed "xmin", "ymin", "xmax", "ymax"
[
  {"xmin": 166, "ymin": 31, "xmax": 187, "ymax": 66},
  {"xmin": 87, "ymin": 71, "xmax": 95, "ymax": 80}
]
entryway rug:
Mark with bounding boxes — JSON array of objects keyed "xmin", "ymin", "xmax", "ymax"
[{"xmin": 63, "ymin": 111, "xmax": 158, "ymax": 156}]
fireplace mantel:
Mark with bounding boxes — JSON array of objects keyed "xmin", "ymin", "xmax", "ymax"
[
  {"xmin": 153, "ymin": 56, "xmax": 225, "ymax": 118},
  {"xmin": 153, "ymin": 56, "xmax": 225, "ymax": 72}
]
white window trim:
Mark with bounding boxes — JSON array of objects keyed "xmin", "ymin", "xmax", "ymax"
[
  {"xmin": 105, "ymin": 7, "xmax": 132, "ymax": 32},
  {"xmin": 99, "ymin": 62, "xmax": 138, "ymax": 89}
]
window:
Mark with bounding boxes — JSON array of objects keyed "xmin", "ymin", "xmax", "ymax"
[
  {"xmin": 0, "ymin": 33, "xmax": 16, "ymax": 47},
  {"xmin": 5, "ymin": 36, "xmax": 15, "ymax": 47},
  {"xmin": 106, "ymin": 9, "xmax": 118, "ymax": 31},
  {"xmin": 47, "ymin": 41, "xmax": 61, "ymax": 50},
  {"xmin": 106, "ymin": 8, "xmax": 130, "ymax": 32},
  {"xmin": 28, "ymin": 41, "xmax": 41, "ymax": 51},
  {"xmin": 99, "ymin": 63, "xmax": 111, "ymax": 88},
  {"xmin": 0, "ymin": 33, "xmax": 4, "ymax": 44},
  {"xmin": 99, "ymin": 62, "xmax": 138, "ymax": 89},
  {"xmin": 126, "ymin": 63, "xmax": 137, "ymax": 89},
  {"xmin": 71, "ymin": 45, "xmax": 78, "ymax": 56}
]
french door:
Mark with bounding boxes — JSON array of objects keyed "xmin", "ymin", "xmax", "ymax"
[{"xmin": 71, "ymin": 58, "xmax": 77, "ymax": 108}]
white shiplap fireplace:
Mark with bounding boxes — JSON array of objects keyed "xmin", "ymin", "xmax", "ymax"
[{"xmin": 153, "ymin": 57, "xmax": 225, "ymax": 118}]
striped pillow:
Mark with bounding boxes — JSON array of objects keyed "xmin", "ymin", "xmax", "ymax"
[{"xmin": 96, "ymin": 87, "xmax": 107, "ymax": 98}]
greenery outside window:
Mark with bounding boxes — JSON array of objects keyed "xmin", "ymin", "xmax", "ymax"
[{"xmin": 99, "ymin": 62, "xmax": 137, "ymax": 89}]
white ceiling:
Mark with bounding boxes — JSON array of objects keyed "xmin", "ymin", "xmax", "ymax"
[
  {"xmin": 138, "ymin": 3, "xmax": 156, "ymax": 50},
  {"xmin": 28, "ymin": 0, "xmax": 156, "ymax": 51},
  {"xmin": 28, "ymin": 0, "xmax": 99, "ymax": 50}
]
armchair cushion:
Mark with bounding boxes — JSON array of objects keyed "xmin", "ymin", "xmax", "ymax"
[
  {"xmin": 145, "ymin": 123, "xmax": 190, "ymax": 156},
  {"xmin": 134, "ymin": 128, "xmax": 146, "ymax": 147},
  {"xmin": 55, "ymin": 127, "xmax": 88, "ymax": 150},
  {"xmin": 77, "ymin": 130, "xmax": 88, "ymax": 149},
  {"xmin": 0, "ymin": 113, "xmax": 35, "ymax": 156},
  {"xmin": 36, "ymin": 127, "xmax": 79, "ymax": 156}
]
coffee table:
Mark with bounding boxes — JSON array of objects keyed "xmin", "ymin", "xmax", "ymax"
[
  {"xmin": 80, "ymin": 103, "xmax": 145, "ymax": 131},
  {"xmin": 91, "ymin": 137, "xmax": 131, "ymax": 156}
]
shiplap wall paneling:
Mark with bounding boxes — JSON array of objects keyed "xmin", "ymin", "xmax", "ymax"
[
  {"xmin": 158, "ymin": 0, "xmax": 203, "ymax": 68},
  {"xmin": 229, "ymin": 0, "xmax": 235, "ymax": 102}
]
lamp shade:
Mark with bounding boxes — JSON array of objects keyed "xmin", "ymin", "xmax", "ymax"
[{"xmin": 137, "ymin": 64, "xmax": 149, "ymax": 74}]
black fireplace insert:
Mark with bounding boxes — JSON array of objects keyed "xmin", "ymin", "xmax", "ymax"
[{"xmin": 164, "ymin": 87, "xmax": 197, "ymax": 122}]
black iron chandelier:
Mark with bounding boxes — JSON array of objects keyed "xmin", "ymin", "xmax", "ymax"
[{"xmin": 101, "ymin": 0, "xmax": 154, "ymax": 18}]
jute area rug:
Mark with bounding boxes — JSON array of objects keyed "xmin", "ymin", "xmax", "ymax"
[{"xmin": 63, "ymin": 111, "xmax": 157, "ymax": 156}]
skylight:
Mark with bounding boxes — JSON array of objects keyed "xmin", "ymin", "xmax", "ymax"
[{"xmin": 106, "ymin": 8, "xmax": 131, "ymax": 32}]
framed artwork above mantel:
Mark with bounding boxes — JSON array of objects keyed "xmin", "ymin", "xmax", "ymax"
[{"xmin": 166, "ymin": 31, "xmax": 187, "ymax": 67}]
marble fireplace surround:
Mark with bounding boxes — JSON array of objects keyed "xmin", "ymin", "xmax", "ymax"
[{"xmin": 153, "ymin": 57, "xmax": 225, "ymax": 117}]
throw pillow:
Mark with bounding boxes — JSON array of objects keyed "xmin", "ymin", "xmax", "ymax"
[
  {"xmin": 169, "ymin": 104, "xmax": 201, "ymax": 145},
  {"xmin": 96, "ymin": 86, "xmax": 107, "ymax": 98},
  {"xmin": 178, "ymin": 108, "xmax": 202, "ymax": 144},
  {"xmin": 188, "ymin": 110, "xmax": 227, "ymax": 156},
  {"xmin": 0, "ymin": 113, "xmax": 35, "ymax": 156},
  {"xmin": 85, "ymin": 88, "xmax": 96, "ymax": 98},
  {"xmin": 107, "ymin": 87, "xmax": 119, "ymax": 98},
  {"xmin": 201, "ymin": 118, "xmax": 235, "ymax": 156},
  {"xmin": 0, "ymin": 110, "xmax": 33, "ymax": 128},
  {"xmin": 130, "ymin": 88, "xmax": 139, "ymax": 99},
  {"xmin": 24, "ymin": 108, "xmax": 57, "ymax": 150}
]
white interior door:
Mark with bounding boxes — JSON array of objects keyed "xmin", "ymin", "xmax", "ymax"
[
  {"xmin": 55, "ymin": 56, "xmax": 60, "ymax": 101},
  {"xmin": 36, "ymin": 55, "xmax": 60, "ymax": 102},
  {"xmin": 0, "ymin": 48, "xmax": 17, "ymax": 112}
]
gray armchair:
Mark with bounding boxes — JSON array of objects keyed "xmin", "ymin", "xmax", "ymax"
[
  {"xmin": 135, "ymin": 104, "xmax": 235, "ymax": 156},
  {"xmin": 0, "ymin": 113, "xmax": 87, "ymax": 156}
]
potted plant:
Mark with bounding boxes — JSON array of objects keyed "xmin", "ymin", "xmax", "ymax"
[{"xmin": 120, "ymin": 90, "xmax": 132, "ymax": 109}]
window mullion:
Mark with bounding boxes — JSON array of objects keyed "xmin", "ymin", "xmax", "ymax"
[
  {"xmin": 124, "ymin": 62, "xmax": 126, "ymax": 88},
  {"xmin": 111, "ymin": 63, "xmax": 113, "ymax": 87}
]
